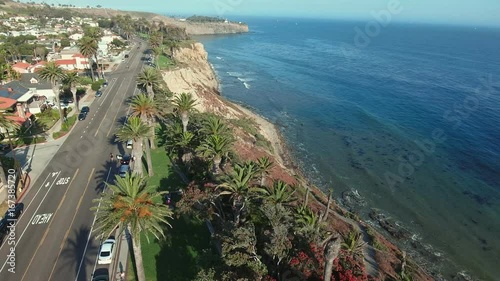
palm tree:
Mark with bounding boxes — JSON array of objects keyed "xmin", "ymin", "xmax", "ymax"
[
  {"xmin": 91, "ymin": 173, "xmax": 173, "ymax": 281},
  {"xmin": 260, "ymin": 180, "xmax": 296, "ymax": 206},
  {"xmin": 256, "ymin": 156, "xmax": 273, "ymax": 187},
  {"xmin": 129, "ymin": 94, "xmax": 160, "ymax": 150},
  {"xmin": 136, "ymin": 67, "xmax": 161, "ymax": 98},
  {"xmin": 218, "ymin": 164, "xmax": 259, "ymax": 225},
  {"xmin": 38, "ymin": 61, "xmax": 66, "ymax": 124},
  {"xmin": 200, "ymin": 115, "xmax": 230, "ymax": 137},
  {"xmin": 115, "ymin": 117, "xmax": 151, "ymax": 176},
  {"xmin": 84, "ymin": 27, "xmax": 104, "ymax": 78},
  {"xmin": 78, "ymin": 36, "xmax": 98, "ymax": 81},
  {"xmin": 341, "ymin": 231, "xmax": 365, "ymax": 259},
  {"xmin": 63, "ymin": 72, "xmax": 80, "ymax": 112},
  {"xmin": 172, "ymin": 93, "xmax": 197, "ymax": 133},
  {"xmin": 196, "ymin": 134, "xmax": 233, "ymax": 175}
]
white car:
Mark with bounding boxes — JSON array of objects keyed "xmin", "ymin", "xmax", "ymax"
[{"xmin": 97, "ymin": 238, "xmax": 116, "ymax": 264}]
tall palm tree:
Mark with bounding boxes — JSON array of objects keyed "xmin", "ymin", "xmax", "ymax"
[
  {"xmin": 172, "ymin": 93, "xmax": 197, "ymax": 133},
  {"xmin": 63, "ymin": 72, "xmax": 80, "ymax": 112},
  {"xmin": 260, "ymin": 180, "xmax": 296, "ymax": 206},
  {"xmin": 78, "ymin": 36, "xmax": 98, "ymax": 81},
  {"xmin": 129, "ymin": 94, "xmax": 160, "ymax": 150},
  {"xmin": 115, "ymin": 117, "xmax": 151, "ymax": 176},
  {"xmin": 38, "ymin": 62, "xmax": 66, "ymax": 124},
  {"xmin": 256, "ymin": 156, "xmax": 273, "ymax": 187},
  {"xmin": 136, "ymin": 67, "xmax": 161, "ymax": 98},
  {"xmin": 91, "ymin": 173, "xmax": 173, "ymax": 281},
  {"xmin": 152, "ymin": 46, "xmax": 163, "ymax": 69},
  {"xmin": 84, "ymin": 27, "xmax": 104, "ymax": 78},
  {"xmin": 196, "ymin": 134, "xmax": 233, "ymax": 175},
  {"xmin": 218, "ymin": 164, "xmax": 259, "ymax": 225}
]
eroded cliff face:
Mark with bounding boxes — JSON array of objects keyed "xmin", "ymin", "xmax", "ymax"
[{"xmin": 163, "ymin": 43, "xmax": 240, "ymax": 118}]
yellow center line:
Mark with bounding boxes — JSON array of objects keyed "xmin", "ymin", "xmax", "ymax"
[
  {"xmin": 48, "ymin": 168, "xmax": 95, "ymax": 281},
  {"xmin": 20, "ymin": 169, "xmax": 80, "ymax": 281}
]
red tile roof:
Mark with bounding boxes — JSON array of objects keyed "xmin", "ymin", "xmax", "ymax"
[
  {"xmin": 55, "ymin": 59, "xmax": 76, "ymax": 66},
  {"xmin": 0, "ymin": 97, "xmax": 17, "ymax": 109},
  {"xmin": 12, "ymin": 62, "xmax": 31, "ymax": 69},
  {"xmin": 72, "ymin": 53, "xmax": 86, "ymax": 58},
  {"xmin": 6, "ymin": 112, "xmax": 32, "ymax": 124}
]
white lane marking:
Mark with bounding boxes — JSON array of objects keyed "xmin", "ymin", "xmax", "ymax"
[
  {"xmin": 31, "ymin": 213, "xmax": 53, "ymax": 225},
  {"xmin": 75, "ymin": 168, "xmax": 113, "ymax": 281},
  {"xmin": 0, "ymin": 171, "xmax": 62, "ymax": 273}
]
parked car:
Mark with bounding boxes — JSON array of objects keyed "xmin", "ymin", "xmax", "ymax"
[
  {"xmin": 126, "ymin": 140, "xmax": 133, "ymax": 149},
  {"xmin": 92, "ymin": 268, "xmax": 109, "ymax": 281},
  {"xmin": 95, "ymin": 90, "xmax": 102, "ymax": 97},
  {"xmin": 120, "ymin": 154, "xmax": 131, "ymax": 165},
  {"xmin": 103, "ymin": 81, "xmax": 108, "ymax": 87},
  {"xmin": 119, "ymin": 164, "xmax": 129, "ymax": 178},
  {"xmin": 81, "ymin": 106, "xmax": 90, "ymax": 113},
  {"xmin": 78, "ymin": 112, "xmax": 87, "ymax": 121},
  {"xmin": 97, "ymin": 238, "xmax": 116, "ymax": 264},
  {"xmin": 0, "ymin": 203, "xmax": 24, "ymax": 233}
]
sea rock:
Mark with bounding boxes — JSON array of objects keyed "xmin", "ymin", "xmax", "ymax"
[{"xmin": 369, "ymin": 209, "xmax": 410, "ymax": 240}]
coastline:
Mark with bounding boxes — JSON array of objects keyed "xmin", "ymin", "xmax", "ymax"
[{"xmin": 163, "ymin": 41, "xmax": 436, "ymax": 280}]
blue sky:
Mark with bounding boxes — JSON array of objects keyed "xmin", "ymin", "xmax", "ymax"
[{"xmin": 44, "ymin": 0, "xmax": 500, "ymax": 26}]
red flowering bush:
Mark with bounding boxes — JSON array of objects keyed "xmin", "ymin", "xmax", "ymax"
[{"xmin": 288, "ymin": 245, "xmax": 368, "ymax": 281}]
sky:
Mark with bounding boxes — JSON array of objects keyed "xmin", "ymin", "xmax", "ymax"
[{"xmin": 39, "ymin": 0, "xmax": 500, "ymax": 26}]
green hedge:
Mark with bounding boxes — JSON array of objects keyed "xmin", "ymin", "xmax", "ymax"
[{"xmin": 91, "ymin": 79, "xmax": 105, "ymax": 91}]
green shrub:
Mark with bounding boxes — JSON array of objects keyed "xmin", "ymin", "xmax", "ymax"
[
  {"xmin": 52, "ymin": 131, "xmax": 66, "ymax": 139},
  {"xmin": 91, "ymin": 79, "xmax": 104, "ymax": 91},
  {"xmin": 78, "ymin": 76, "xmax": 93, "ymax": 85}
]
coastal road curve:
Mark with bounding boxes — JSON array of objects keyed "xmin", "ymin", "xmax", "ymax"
[{"xmin": 0, "ymin": 40, "xmax": 147, "ymax": 281}]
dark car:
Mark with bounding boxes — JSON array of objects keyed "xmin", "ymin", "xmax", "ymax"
[
  {"xmin": 120, "ymin": 154, "xmax": 131, "ymax": 165},
  {"xmin": 78, "ymin": 112, "xmax": 87, "ymax": 121},
  {"xmin": 92, "ymin": 268, "xmax": 109, "ymax": 281},
  {"xmin": 95, "ymin": 90, "xmax": 103, "ymax": 97},
  {"xmin": 103, "ymin": 81, "xmax": 109, "ymax": 87},
  {"xmin": 0, "ymin": 203, "xmax": 24, "ymax": 232},
  {"xmin": 119, "ymin": 164, "xmax": 129, "ymax": 178},
  {"xmin": 81, "ymin": 106, "xmax": 90, "ymax": 113}
]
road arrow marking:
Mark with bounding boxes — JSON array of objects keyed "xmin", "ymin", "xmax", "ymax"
[
  {"xmin": 45, "ymin": 182, "xmax": 50, "ymax": 187},
  {"xmin": 52, "ymin": 172, "xmax": 58, "ymax": 177}
]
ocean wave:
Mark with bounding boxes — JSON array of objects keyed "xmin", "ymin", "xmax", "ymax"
[
  {"xmin": 226, "ymin": 71, "xmax": 242, "ymax": 77},
  {"xmin": 243, "ymin": 82, "xmax": 251, "ymax": 89}
]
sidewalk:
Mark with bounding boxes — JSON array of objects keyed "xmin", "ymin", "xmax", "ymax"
[{"xmin": 113, "ymin": 228, "xmax": 130, "ymax": 281}]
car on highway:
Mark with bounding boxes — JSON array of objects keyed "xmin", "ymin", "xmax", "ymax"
[
  {"xmin": 78, "ymin": 111, "xmax": 87, "ymax": 121},
  {"xmin": 95, "ymin": 90, "xmax": 103, "ymax": 97},
  {"xmin": 92, "ymin": 268, "xmax": 109, "ymax": 281},
  {"xmin": 119, "ymin": 164, "xmax": 130, "ymax": 178},
  {"xmin": 97, "ymin": 238, "xmax": 116, "ymax": 264}
]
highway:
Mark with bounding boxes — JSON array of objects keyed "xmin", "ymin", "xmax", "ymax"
[{"xmin": 0, "ymin": 40, "xmax": 147, "ymax": 281}]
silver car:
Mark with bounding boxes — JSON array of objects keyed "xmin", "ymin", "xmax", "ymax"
[{"xmin": 97, "ymin": 238, "xmax": 116, "ymax": 264}]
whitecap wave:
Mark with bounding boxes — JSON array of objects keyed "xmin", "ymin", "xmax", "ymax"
[
  {"xmin": 216, "ymin": 56, "xmax": 223, "ymax": 60},
  {"xmin": 226, "ymin": 71, "xmax": 242, "ymax": 77},
  {"xmin": 243, "ymin": 82, "xmax": 251, "ymax": 89}
]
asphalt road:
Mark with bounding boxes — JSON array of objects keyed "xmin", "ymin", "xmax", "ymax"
[{"xmin": 0, "ymin": 40, "xmax": 148, "ymax": 281}]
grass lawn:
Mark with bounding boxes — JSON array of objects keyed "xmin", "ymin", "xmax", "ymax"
[
  {"xmin": 128, "ymin": 148, "xmax": 213, "ymax": 281},
  {"xmin": 157, "ymin": 54, "xmax": 175, "ymax": 70}
]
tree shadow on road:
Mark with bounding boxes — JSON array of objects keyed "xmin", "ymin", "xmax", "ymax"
[
  {"xmin": 94, "ymin": 161, "xmax": 117, "ymax": 193},
  {"xmin": 59, "ymin": 225, "xmax": 98, "ymax": 281}
]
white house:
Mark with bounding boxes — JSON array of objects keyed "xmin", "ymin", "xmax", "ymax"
[{"xmin": 69, "ymin": 33, "xmax": 84, "ymax": 41}]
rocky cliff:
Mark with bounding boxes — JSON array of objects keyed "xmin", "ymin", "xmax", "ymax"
[{"xmin": 150, "ymin": 16, "xmax": 249, "ymax": 35}]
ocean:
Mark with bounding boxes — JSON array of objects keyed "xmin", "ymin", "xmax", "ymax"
[{"xmin": 195, "ymin": 17, "xmax": 500, "ymax": 280}]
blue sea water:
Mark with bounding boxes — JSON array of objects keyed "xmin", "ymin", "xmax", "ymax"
[{"xmin": 195, "ymin": 17, "xmax": 500, "ymax": 280}]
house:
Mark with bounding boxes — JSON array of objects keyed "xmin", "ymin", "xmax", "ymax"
[
  {"xmin": 12, "ymin": 62, "xmax": 32, "ymax": 74},
  {"xmin": 69, "ymin": 33, "xmax": 83, "ymax": 41},
  {"xmin": 1, "ymin": 73, "xmax": 57, "ymax": 115},
  {"xmin": 0, "ymin": 89, "xmax": 33, "ymax": 133}
]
